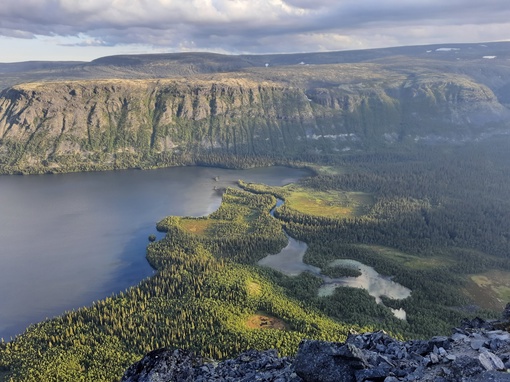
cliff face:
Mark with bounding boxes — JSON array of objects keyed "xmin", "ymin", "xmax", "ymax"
[
  {"xmin": 0, "ymin": 73, "xmax": 508, "ymax": 173},
  {"xmin": 0, "ymin": 78, "xmax": 315, "ymax": 173}
]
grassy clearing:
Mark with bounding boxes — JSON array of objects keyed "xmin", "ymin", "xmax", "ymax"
[
  {"xmin": 464, "ymin": 270, "xmax": 510, "ymax": 310},
  {"xmin": 306, "ymin": 165, "xmax": 346, "ymax": 176},
  {"xmin": 284, "ymin": 186, "xmax": 373, "ymax": 218},
  {"xmin": 245, "ymin": 312, "xmax": 289, "ymax": 330},
  {"xmin": 357, "ymin": 244, "xmax": 510, "ymax": 312},
  {"xmin": 179, "ymin": 218, "xmax": 213, "ymax": 235},
  {"xmin": 356, "ymin": 245, "xmax": 455, "ymax": 270},
  {"xmin": 156, "ymin": 189, "xmax": 286, "ymax": 254},
  {"xmin": 247, "ymin": 281, "xmax": 262, "ymax": 296},
  {"xmin": 175, "ymin": 191, "xmax": 268, "ymax": 239}
]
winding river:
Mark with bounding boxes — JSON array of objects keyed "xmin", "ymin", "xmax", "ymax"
[{"xmin": 0, "ymin": 166, "xmax": 310, "ymax": 340}]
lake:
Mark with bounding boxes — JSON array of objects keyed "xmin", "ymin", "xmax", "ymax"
[{"xmin": 0, "ymin": 166, "xmax": 309, "ymax": 340}]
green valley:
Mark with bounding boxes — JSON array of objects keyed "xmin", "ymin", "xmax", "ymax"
[
  {"xmin": 1, "ymin": 43, "xmax": 510, "ymax": 381},
  {"xmin": 2, "ymin": 139, "xmax": 510, "ymax": 380}
]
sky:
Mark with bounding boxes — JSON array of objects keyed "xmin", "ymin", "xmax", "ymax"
[{"xmin": 0, "ymin": 0, "xmax": 509, "ymax": 63}]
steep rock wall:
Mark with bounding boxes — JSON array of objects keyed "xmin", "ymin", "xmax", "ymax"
[{"xmin": 0, "ymin": 76, "xmax": 507, "ymax": 173}]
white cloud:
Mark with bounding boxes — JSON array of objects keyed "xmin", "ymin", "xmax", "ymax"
[{"xmin": 0, "ymin": 0, "xmax": 509, "ymax": 61}]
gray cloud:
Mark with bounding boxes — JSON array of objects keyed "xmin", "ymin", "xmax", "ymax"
[{"xmin": 1, "ymin": 0, "xmax": 509, "ymax": 54}]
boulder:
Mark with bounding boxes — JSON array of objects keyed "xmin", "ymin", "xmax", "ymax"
[
  {"xmin": 121, "ymin": 348, "xmax": 199, "ymax": 382},
  {"xmin": 294, "ymin": 340, "xmax": 368, "ymax": 382}
]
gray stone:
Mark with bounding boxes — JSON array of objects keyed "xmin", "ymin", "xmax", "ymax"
[
  {"xmin": 479, "ymin": 352, "xmax": 506, "ymax": 371},
  {"xmin": 446, "ymin": 354, "xmax": 457, "ymax": 362},
  {"xmin": 488, "ymin": 331, "xmax": 510, "ymax": 341},
  {"xmin": 294, "ymin": 340, "xmax": 366, "ymax": 382},
  {"xmin": 402, "ymin": 366, "xmax": 425, "ymax": 381},
  {"xmin": 408, "ymin": 340, "xmax": 431, "ymax": 356},
  {"xmin": 441, "ymin": 366, "xmax": 452, "ymax": 376},
  {"xmin": 355, "ymin": 367, "xmax": 389, "ymax": 381},
  {"xmin": 471, "ymin": 339, "xmax": 486, "ymax": 350},
  {"xmin": 451, "ymin": 356, "xmax": 484, "ymax": 378},
  {"xmin": 121, "ymin": 348, "xmax": 198, "ymax": 382},
  {"xmin": 376, "ymin": 354, "xmax": 395, "ymax": 368},
  {"xmin": 409, "ymin": 352, "xmax": 424, "ymax": 363},
  {"xmin": 430, "ymin": 336, "xmax": 451, "ymax": 351},
  {"xmin": 396, "ymin": 349, "xmax": 406, "ymax": 359},
  {"xmin": 462, "ymin": 317, "xmax": 492, "ymax": 330},
  {"xmin": 451, "ymin": 332, "xmax": 468, "ymax": 342},
  {"xmin": 491, "ymin": 339, "xmax": 504, "ymax": 351},
  {"xmin": 468, "ymin": 370, "xmax": 510, "ymax": 381},
  {"xmin": 395, "ymin": 368, "xmax": 410, "ymax": 378}
]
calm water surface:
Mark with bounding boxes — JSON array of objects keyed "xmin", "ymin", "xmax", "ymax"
[
  {"xmin": 318, "ymin": 259, "xmax": 411, "ymax": 320},
  {"xmin": 0, "ymin": 166, "xmax": 309, "ymax": 340},
  {"xmin": 259, "ymin": 200, "xmax": 411, "ymax": 320}
]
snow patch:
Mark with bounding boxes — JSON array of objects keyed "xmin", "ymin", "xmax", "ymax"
[
  {"xmin": 306, "ymin": 133, "xmax": 358, "ymax": 141},
  {"xmin": 436, "ymin": 48, "xmax": 460, "ymax": 52},
  {"xmin": 483, "ymin": 56, "xmax": 496, "ymax": 59},
  {"xmin": 383, "ymin": 132, "xmax": 398, "ymax": 143}
]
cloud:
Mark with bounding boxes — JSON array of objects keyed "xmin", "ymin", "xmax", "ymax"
[
  {"xmin": 1, "ymin": 0, "xmax": 510, "ymax": 55},
  {"xmin": 58, "ymin": 35, "xmax": 111, "ymax": 47},
  {"xmin": 0, "ymin": 27, "xmax": 35, "ymax": 39}
]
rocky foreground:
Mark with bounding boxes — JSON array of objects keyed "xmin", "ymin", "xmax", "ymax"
[{"xmin": 121, "ymin": 306, "xmax": 510, "ymax": 382}]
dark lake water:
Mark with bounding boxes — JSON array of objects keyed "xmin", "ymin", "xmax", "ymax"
[{"xmin": 0, "ymin": 166, "xmax": 309, "ymax": 340}]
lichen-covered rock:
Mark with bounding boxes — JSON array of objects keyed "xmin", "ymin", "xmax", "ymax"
[
  {"xmin": 121, "ymin": 308, "xmax": 510, "ymax": 382},
  {"xmin": 121, "ymin": 348, "xmax": 199, "ymax": 382},
  {"xmin": 293, "ymin": 340, "xmax": 369, "ymax": 382},
  {"xmin": 121, "ymin": 348, "xmax": 300, "ymax": 382}
]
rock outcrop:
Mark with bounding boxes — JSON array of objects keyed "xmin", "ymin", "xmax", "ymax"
[
  {"xmin": 122, "ymin": 305, "xmax": 510, "ymax": 382},
  {"xmin": 0, "ymin": 65, "xmax": 509, "ymax": 174}
]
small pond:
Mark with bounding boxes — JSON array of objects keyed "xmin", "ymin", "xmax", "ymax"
[
  {"xmin": 258, "ymin": 201, "xmax": 411, "ymax": 319},
  {"xmin": 318, "ymin": 259, "xmax": 411, "ymax": 320}
]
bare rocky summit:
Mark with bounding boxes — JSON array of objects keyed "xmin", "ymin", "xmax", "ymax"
[{"xmin": 122, "ymin": 305, "xmax": 510, "ymax": 382}]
